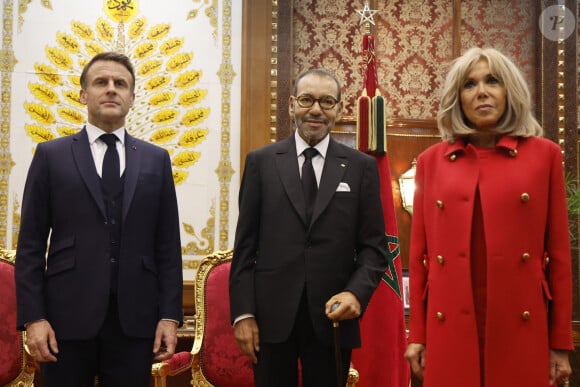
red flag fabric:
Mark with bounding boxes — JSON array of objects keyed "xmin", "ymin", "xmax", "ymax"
[
  {"xmin": 351, "ymin": 155, "xmax": 410, "ymax": 387},
  {"xmin": 352, "ymin": 30, "xmax": 410, "ymax": 387}
]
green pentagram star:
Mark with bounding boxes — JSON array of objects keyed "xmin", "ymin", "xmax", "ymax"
[{"xmin": 382, "ymin": 234, "xmax": 402, "ymax": 298}]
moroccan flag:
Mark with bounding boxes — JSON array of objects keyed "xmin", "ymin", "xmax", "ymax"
[{"xmin": 351, "ymin": 32, "xmax": 410, "ymax": 387}]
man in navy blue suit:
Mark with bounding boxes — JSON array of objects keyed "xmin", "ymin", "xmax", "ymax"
[
  {"xmin": 15, "ymin": 52, "xmax": 183, "ymax": 387},
  {"xmin": 230, "ymin": 69, "xmax": 388, "ymax": 386}
]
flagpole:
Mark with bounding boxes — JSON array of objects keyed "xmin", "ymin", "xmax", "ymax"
[{"xmin": 353, "ymin": 3, "xmax": 411, "ymax": 387}]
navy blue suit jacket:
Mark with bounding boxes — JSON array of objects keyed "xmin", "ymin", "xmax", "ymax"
[{"xmin": 15, "ymin": 128, "xmax": 182, "ymax": 339}]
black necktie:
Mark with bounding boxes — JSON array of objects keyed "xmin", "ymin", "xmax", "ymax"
[
  {"xmin": 100, "ymin": 133, "xmax": 121, "ymax": 196},
  {"xmin": 302, "ymin": 147, "xmax": 319, "ymax": 223}
]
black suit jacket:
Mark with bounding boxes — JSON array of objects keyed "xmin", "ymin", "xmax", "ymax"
[
  {"xmin": 15, "ymin": 128, "xmax": 182, "ymax": 339},
  {"xmin": 229, "ymin": 135, "xmax": 388, "ymax": 348}
]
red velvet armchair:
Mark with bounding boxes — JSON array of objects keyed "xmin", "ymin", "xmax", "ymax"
[
  {"xmin": 190, "ymin": 249, "xmax": 254, "ymax": 386},
  {"xmin": 0, "ymin": 249, "xmax": 37, "ymax": 386},
  {"xmin": 152, "ymin": 249, "xmax": 359, "ymax": 386},
  {"xmin": 150, "ymin": 249, "xmax": 250, "ymax": 386}
]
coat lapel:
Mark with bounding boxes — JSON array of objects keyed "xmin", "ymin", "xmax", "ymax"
[
  {"xmin": 311, "ymin": 139, "xmax": 348, "ymax": 225},
  {"xmin": 275, "ymin": 136, "xmax": 309, "ymax": 225},
  {"xmin": 72, "ymin": 127, "xmax": 107, "ymax": 218},
  {"xmin": 122, "ymin": 134, "xmax": 140, "ymax": 223}
]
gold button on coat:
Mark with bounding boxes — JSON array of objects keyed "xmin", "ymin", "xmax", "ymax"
[
  {"xmin": 521, "ymin": 253, "xmax": 530, "ymax": 261},
  {"xmin": 437, "ymin": 255, "xmax": 444, "ymax": 264},
  {"xmin": 422, "ymin": 259, "xmax": 427, "ymax": 267},
  {"xmin": 545, "ymin": 256, "xmax": 550, "ymax": 265},
  {"xmin": 509, "ymin": 149, "xmax": 518, "ymax": 157},
  {"xmin": 520, "ymin": 193, "xmax": 530, "ymax": 202},
  {"xmin": 436, "ymin": 200, "xmax": 444, "ymax": 209},
  {"xmin": 449, "ymin": 154, "xmax": 457, "ymax": 161},
  {"xmin": 436, "ymin": 312, "xmax": 445, "ymax": 321},
  {"xmin": 521, "ymin": 311, "xmax": 530, "ymax": 320}
]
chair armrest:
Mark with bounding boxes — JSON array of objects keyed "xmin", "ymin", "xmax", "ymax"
[
  {"xmin": 150, "ymin": 316, "xmax": 196, "ymax": 387},
  {"xmin": 151, "ymin": 351, "xmax": 193, "ymax": 378},
  {"xmin": 22, "ymin": 331, "xmax": 38, "ymax": 376}
]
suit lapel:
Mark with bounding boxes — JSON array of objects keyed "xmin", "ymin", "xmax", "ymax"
[
  {"xmin": 72, "ymin": 127, "xmax": 107, "ymax": 218},
  {"xmin": 311, "ymin": 139, "xmax": 348, "ymax": 225},
  {"xmin": 275, "ymin": 136, "xmax": 309, "ymax": 225},
  {"xmin": 122, "ymin": 134, "xmax": 140, "ymax": 223}
]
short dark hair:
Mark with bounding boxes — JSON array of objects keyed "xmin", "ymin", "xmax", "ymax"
[
  {"xmin": 293, "ymin": 69, "xmax": 342, "ymax": 101},
  {"xmin": 80, "ymin": 51, "xmax": 136, "ymax": 91}
]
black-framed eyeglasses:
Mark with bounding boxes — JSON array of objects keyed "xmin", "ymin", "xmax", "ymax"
[{"xmin": 295, "ymin": 94, "xmax": 339, "ymax": 110}]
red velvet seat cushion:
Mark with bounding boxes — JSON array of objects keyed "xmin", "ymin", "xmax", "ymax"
[
  {"xmin": 0, "ymin": 261, "xmax": 23, "ymax": 385},
  {"xmin": 201, "ymin": 261, "xmax": 253, "ymax": 386}
]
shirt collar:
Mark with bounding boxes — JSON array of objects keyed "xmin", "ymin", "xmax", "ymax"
[
  {"xmin": 86, "ymin": 123, "xmax": 126, "ymax": 145},
  {"xmin": 294, "ymin": 130, "xmax": 329, "ymax": 158}
]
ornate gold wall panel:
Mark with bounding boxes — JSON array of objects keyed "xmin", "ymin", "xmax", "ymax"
[{"xmin": 2, "ymin": 1, "xmax": 242, "ymax": 275}]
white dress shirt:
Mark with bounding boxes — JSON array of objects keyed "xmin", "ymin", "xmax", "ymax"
[
  {"xmin": 85, "ymin": 123, "xmax": 126, "ymax": 177},
  {"xmin": 294, "ymin": 130, "xmax": 329, "ymax": 186}
]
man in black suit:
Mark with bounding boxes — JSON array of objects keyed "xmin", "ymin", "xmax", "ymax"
[
  {"xmin": 230, "ymin": 69, "xmax": 388, "ymax": 386},
  {"xmin": 15, "ymin": 52, "xmax": 183, "ymax": 387}
]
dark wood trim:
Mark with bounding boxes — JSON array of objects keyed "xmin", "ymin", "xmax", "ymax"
[
  {"xmin": 573, "ymin": 321, "xmax": 580, "ymax": 346},
  {"xmin": 452, "ymin": 0, "xmax": 461, "ymax": 57},
  {"xmin": 183, "ymin": 280, "xmax": 195, "ymax": 316},
  {"xmin": 276, "ymin": 0, "xmax": 294, "ymax": 141},
  {"xmin": 240, "ymin": 0, "xmax": 274, "ymax": 174},
  {"xmin": 539, "ymin": 1, "xmax": 560, "ymax": 142},
  {"xmin": 563, "ymin": 0, "xmax": 578, "ymax": 178}
]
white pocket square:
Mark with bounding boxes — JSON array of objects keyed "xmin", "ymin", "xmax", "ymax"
[{"xmin": 336, "ymin": 182, "xmax": 350, "ymax": 192}]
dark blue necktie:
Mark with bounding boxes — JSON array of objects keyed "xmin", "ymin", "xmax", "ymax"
[
  {"xmin": 100, "ymin": 134, "xmax": 121, "ymax": 196},
  {"xmin": 302, "ymin": 147, "xmax": 319, "ymax": 223}
]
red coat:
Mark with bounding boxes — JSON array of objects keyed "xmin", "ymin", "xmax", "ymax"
[{"xmin": 408, "ymin": 136, "xmax": 573, "ymax": 387}]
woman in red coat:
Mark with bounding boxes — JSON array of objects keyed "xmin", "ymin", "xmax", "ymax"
[{"xmin": 404, "ymin": 47, "xmax": 573, "ymax": 387}]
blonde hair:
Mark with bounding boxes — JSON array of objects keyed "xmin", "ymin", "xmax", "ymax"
[{"xmin": 437, "ymin": 47, "xmax": 542, "ymax": 142}]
